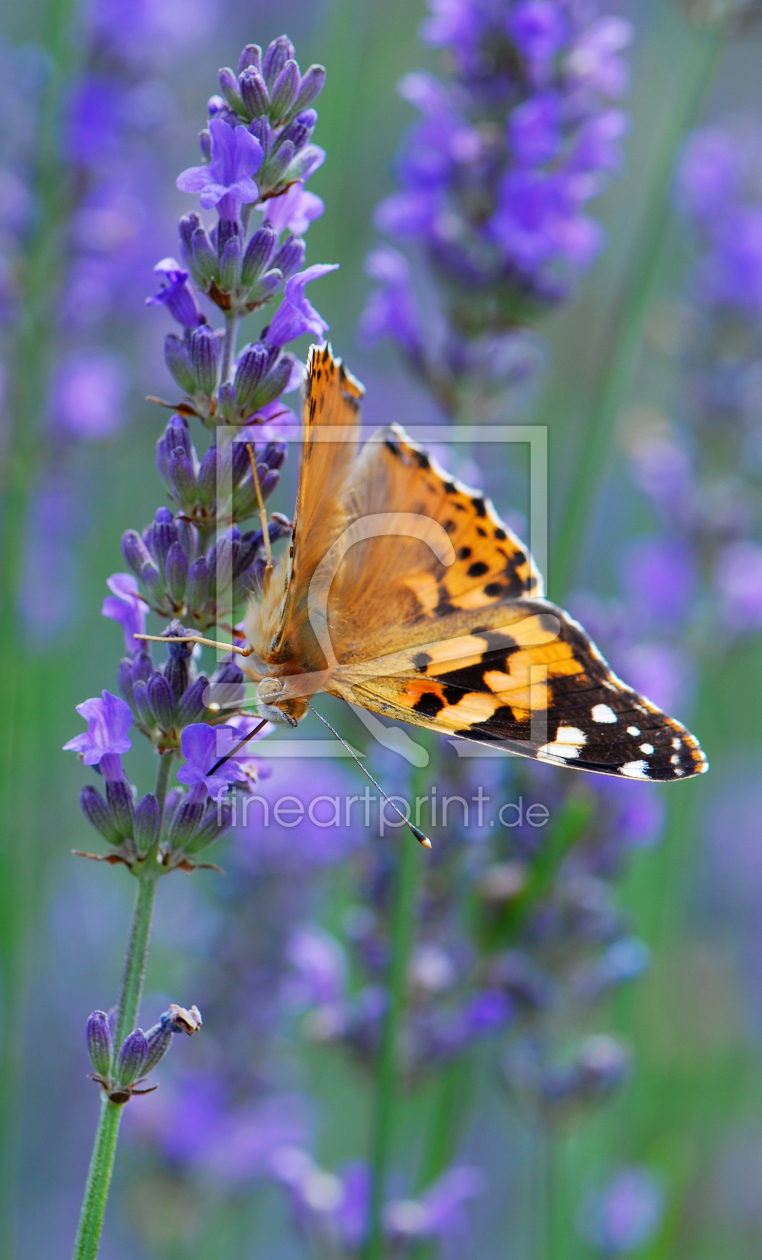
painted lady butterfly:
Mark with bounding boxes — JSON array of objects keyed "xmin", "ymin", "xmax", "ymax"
[
  {"xmin": 239, "ymin": 346, "xmax": 707, "ymax": 782},
  {"xmin": 143, "ymin": 345, "xmax": 707, "ymax": 783}
]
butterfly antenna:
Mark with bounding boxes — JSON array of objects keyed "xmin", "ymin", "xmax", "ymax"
[
  {"xmin": 308, "ymin": 705, "xmax": 432, "ymax": 849},
  {"xmin": 207, "ymin": 717, "xmax": 269, "ymax": 775},
  {"xmin": 247, "ymin": 444, "xmax": 274, "ymax": 593},
  {"xmin": 134, "ymin": 633, "xmax": 252, "ymax": 657}
]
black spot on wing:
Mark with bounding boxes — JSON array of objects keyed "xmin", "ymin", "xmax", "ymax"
[{"xmin": 414, "ymin": 690, "xmax": 445, "ymax": 718}]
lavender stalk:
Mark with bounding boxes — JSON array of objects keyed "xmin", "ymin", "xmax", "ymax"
[{"xmin": 66, "ymin": 32, "xmax": 333, "ymax": 1257}]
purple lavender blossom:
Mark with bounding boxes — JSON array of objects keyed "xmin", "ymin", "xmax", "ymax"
[
  {"xmin": 147, "ymin": 258, "xmax": 205, "ymax": 328},
  {"xmin": 176, "ymin": 118, "xmax": 263, "ymax": 217},
  {"xmin": 262, "ymin": 182, "xmax": 324, "ymax": 235},
  {"xmin": 360, "ymin": 246, "xmax": 423, "ymax": 357},
  {"xmin": 176, "ymin": 723, "xmax": 250, "ymax": 802},
  {"xmin": 63, "ymin": 690, "xmax": 132, "ymax": 780},
  {"xmin": 101, "ymin": 574, "xmax": 148, "ymax": 653},
  {"xmin": 265, "ymin": 263, "xmax": 339, "ymax": 347}
]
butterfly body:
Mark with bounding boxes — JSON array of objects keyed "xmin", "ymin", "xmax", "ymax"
[{"xmin": 240, "ymin": 345, "xmax": 707, "ymax": 782}]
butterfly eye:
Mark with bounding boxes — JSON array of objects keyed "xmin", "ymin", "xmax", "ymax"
[{"xmin": 257, "ymin": 677, "xmax": 284, "ymax": 705}]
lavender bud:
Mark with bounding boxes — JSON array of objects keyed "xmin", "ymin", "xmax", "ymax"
[
  {"xmin": 163, "ymin": 656, "xmax": 189, "ymax": 706},
  {"xmin": 132, "ymin": 681, "xmax": 154, "ymax": 729},
  {"xmin": 263, "ymin": 439, "xmax": 287, "ymax": 470},
  {"xmin": 147, "ymin": 673, "xmax": 176, "ymax": 728},
  {"xmin": 271, "ymin": 234, "xmax": 306, "ymax": 280},
  {"xmin": 277, "ymin": 110, "xmax": 316, "ymax": 154},
  {"xmin": 241, "ymin": 224, "xmax": 277, "ymax": 288},
  {"xmin": 231, "ymin": 438, "xmax": 253, "ymax": 484},
  {"xmin": 198, "ymin": 128, "xmax": 212, "ymax": 160},
  {"xmin": 151, "ymin": 510, "xmax": 178, "ymax": 576},
  {"xmin": 190, "ymin": 325, "xmax": 222, "ymax": 395},
  {"xmin": 265, "ymin": 139, "xmax": 295, "ymax": 186},
  {"xmin": 86, "ymin": 1011, "xmax": 113, "ymax": 1079},
  {"xmin": 246, "ymin": 268, "xmax": 283, "ymax": 306},
  {"xmin": 165, "ymin": 541, "xmax": 189, "ymax": 603},
  {"xmin": 218, "ymin": 66, "xmax": 245, "ymax": 113},
  {"xmin": 219, "ymin": 234, "xmax": 242, "ymax": 292},
  {"xmin": 106, "ymin": 779, "xmax": 135, "ymax": 839},
  {"xmin": 122, "ymin": 530, "xmax": 152, "ymax": 579},
  {"xmin": 293, "ymin": 64, "xmax": 326, "ymax": 113},
  {"xmin": 269, "ymin": 60, "xmax": 300, "ymax": 121},
  {"xmin": 238, "ymin": 43, "xmax": 262, "ymax": 74},
  {"xmin": 263, "ymin": 35, "xmax": 295, "ymax": 89},
  {"xmin": 115, "ymin": 1029, "xmax": 148, "ymax": 1088},
  {"xmin": 175, "ymin": 518, "xmax": 198, "ymax": 565},
  {"xmin": 118, "ymin": 659, "xmax": 136, "ymax": 709},
  {"xmin": 168, "ymin": 799, "xmax": 206, "ymax": 849},
  {"xmin": 179, "ymin": 213, "xmax": 201, "ymax": 253},
  {"xmin": 240, "ymin": 66, "xmax": 270, "ymax": 119},
  {"xmin": 143, "ymin": 1020, "xmax": 173, "ymax": 1073},
  {"xmin": 163, "ymin": 787, "xmax": 185, "ymax": 830},
  {"xmin": 196, "ymin": 445, "xmax": 218, "ymax": 509},
  {"xmin": 164, "ymin": 334, "xmax": 197, "ymax": 394},
  {"xmin": 80, "ymin": 785, "xmax": 120, "ymax": 844},
  {"xmin": 248, "ymin": 116, "xmax": 271, "ymax": 159},
  {"xmin": 140, "ymin": 559, "xmax": 162, "ymax": 590},
  {"xmin": 288, "ymin": 142, "xmax": 324, "ymax": 183},
  {"xmin": 185, "ymin": 557, "xmax": 210, "ymax": 611},
  {"xmin": 132, "ymin": 651, "xmax": 153, "ymax": 685},
  {"xmin": 185, "ymin": 803, "xmax": 233, "ymax": 853},
  {"xmin": 233, "ymin": 344, "xmax": 269, "ymax": 409},
  {"xmin": 167, "ymin": 450, "xmax": 197, "ymax": 514},
  {"xmin": 134, "ymin": 793, "xmax": 161, "ymax": 856},
  {"xmin": 251, "ymin": 356, "xmax": 293, "ymax": 409},
  {"xmin": 176, "ymin": 676, "xmax": 209, "ymax": 726},
  {"xmin": 190, "ymin": 229, "xmax": 218, "ymax": 289}
]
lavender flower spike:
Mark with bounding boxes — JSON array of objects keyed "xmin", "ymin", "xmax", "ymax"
[
  {"xmin": 266, "ymin": 263, "xmax": 339, "ymax": 348},
  {"xmin": 63, "ymin": 690, "xmax": 133, "ymax": 781},
  {"xmin": 176, "ymin": 723, "xmax": 250, "ymax": 802},
  {"xmin": 147, "ymin": 258, "xmax": 205, "ymax": 329},
  {"xmin": 102, "ymin": 573, "xmax": 148, "ymax": 654},
  {"xmin": 177, "ymin": 118, "xmax": 263, "ymax": 217}
]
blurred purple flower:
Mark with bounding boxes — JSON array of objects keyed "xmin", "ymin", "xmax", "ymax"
[
  {"xmin": 176, "ymin": 723, "xmax": 250, "ymax": 802},
  {"xmin": 579, "ymin": 1167, "xmax": 663, "ymax": 1254},
  {"xmin": 53, "ymin": 350, "xmax": 129, "ymax": 439},
  {"xmin": 383, "ymin": 1165, "xmax": 484, "ymax": 1256},
  {"xmin": 508, "ymin": 0, "xmax": 570, "ymax": 79},
  {"xmin": 63, "ymin": 690, "xmax": 132, "ymax": 780},
  {"xmin": 360, "ymin": 246, "xmax": 423, "ymax": 356},
  {"xmin": 566, "ymin": 16, "xmax": 633, "ymax": 97},
  {"xmin": 619, "ymin": 535, "xmax": 697, "ymax": 626},
  {"xmin": 147, "ymin": 257, "xmax": 205, "ymax": 328},
  {"xmin": 715, "ymin": 540, "xmax": 762, "ymax": 630},
  {"xmin": 66, "ymin": 77, "xmax": 123, "ymax": 164},
  {"xmin": 101, "ymin": 573, "xmax": 147, "ymax": 654},
  {"xmin": 286, "ymin": 927, "xmax": 347, "ymax": 1007},
  {"xmin": 177, "ymin": 119, "xmax": 263, "ymax": 217},
  {"xmin": 262, "ymin": 182, "xmax": 324, "ymax": 235},
  {"xmin": 266, "ymin": 264, "xmax": 339, "ymax": 348}
]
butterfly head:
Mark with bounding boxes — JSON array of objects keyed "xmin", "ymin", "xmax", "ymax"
[{"xmin": 255, "ymin": 675, "xmax": 308, "ymax": 727}]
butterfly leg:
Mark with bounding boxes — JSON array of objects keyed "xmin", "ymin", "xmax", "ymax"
[{"xmin": 246, "ymin": 444, "xmax": 274, "ymax": 592}]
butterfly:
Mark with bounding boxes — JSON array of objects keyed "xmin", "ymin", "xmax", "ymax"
[{"xmin": 230, "ymin": 344, "xmax": 707, "ymax": 783}]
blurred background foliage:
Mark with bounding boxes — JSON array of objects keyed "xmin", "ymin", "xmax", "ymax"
[{"xmin": 2, "ymin": 0, "xmax": 762, "ymax": 1257}]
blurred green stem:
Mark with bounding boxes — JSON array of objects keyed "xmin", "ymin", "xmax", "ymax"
[
  {"xmin": 550, "ymin": 22, "xmax": 723, "ymax": 600},
  {"xmin": 364, "ymin": 834, "xmax": 419, "ymax": 1260},
  {"xmin": 222, "ymin": 311, "xmax": 241, "ymax": 385},
  {"xmin": 71, "ymin": 867, "xmax": 159, "ymax": 1260}
]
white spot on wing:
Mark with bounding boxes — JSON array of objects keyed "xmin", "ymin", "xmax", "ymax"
[
  {"xmin": 591, "ymin": 704, "xmax": 617, "ymax": 724},
  {"xmin": 640, "ymin": 743, "xmax": 654, "ymax": 754},
  {"xmin": 620, "ymin": 760, "xmax": 650, "ymax": 779},
  {"xmin": 556, "ymin": 726, "xmax": 587, "ymax": 745},
  {"xmin": 672, "ymin": 737, "xmax": 682, "ymax": 750},
  {"xmin": 627, "ymin": 726, "xmax": 640, "ymax": 736},
  {"xmin": 538, "ymin": 725, "xmax": 586, "ymax": 762}
]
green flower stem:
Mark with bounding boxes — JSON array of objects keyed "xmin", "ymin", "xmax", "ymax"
[
  {"xmin": 222, "ymin": 310, "xmax": 241, "ymax": 386},
  {"xmin": 154, "ymin": 750, "xmax": 174, "ymax": 818},
  {"xmin": 72, "ymin": 866, "xmax": 159, "ymax": 1260},
  {"xmin": 71, "ymin": 1099, "xmax": 123, "ymax": 1260},
  {"xmin": 364, "ymin": 833, "xmax": 420, "ymax": 1260},
  {"xmin": 550, "ymin": 22, "xmax": 723, "ymax": 601}
]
